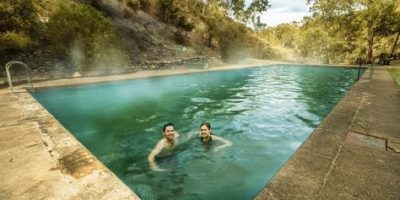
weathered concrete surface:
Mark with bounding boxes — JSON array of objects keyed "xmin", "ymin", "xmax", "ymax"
[
  {"xmin": 0, "ymin": 90, "xmax": 139, "ymax": 199},
  {"xmin": 256, "ymin": 65, "xmax": 400, "ymax": 199}
]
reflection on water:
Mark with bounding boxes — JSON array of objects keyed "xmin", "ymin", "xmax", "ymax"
[{"xmin": 33, "ymin": 65, "xmax": 363, "ymax": 200}]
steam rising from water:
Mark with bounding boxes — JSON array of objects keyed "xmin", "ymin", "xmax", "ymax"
[
  {"xmin": 69, "ymin": 38, "xmax": 130, "ymax": 74},
  {"xmin": 70, "ymin": 40, "xmax": 84, "ymax": 72},
  {"xmin": 91, "ymin": 39, "xmax": 130, "ymax": 74}
]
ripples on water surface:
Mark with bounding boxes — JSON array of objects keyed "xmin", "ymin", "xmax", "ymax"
[{"xmin": 33, "ymin": 65, "xmax": 363, "ymax": 200}]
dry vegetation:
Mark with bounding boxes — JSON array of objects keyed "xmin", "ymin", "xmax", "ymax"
[{"xmin": 1, "ymin": 0, "xmax": 399, "ymax": 75}]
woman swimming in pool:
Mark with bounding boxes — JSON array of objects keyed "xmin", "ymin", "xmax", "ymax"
[{"xmin": 199, "ymin": 122, "xmax": 232, "ymax": 151}]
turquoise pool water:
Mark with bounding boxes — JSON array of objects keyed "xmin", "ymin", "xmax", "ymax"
[{"xmin": 33, "ymin": 65, "xmax": 363, "ymax": 200}]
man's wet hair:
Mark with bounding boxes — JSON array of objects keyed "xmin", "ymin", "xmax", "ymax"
[
  {"xmin": 163, "ymin": 122, "xmax": 175, "ymax": 132},
  {"xmin": 200, "ymin": 122, "xmax": 211, "ymax": 129}
]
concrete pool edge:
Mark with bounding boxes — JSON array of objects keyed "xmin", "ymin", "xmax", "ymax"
[
  {"xmin": 0, "ymin": 90, "xmax": 140, "ymax": 199},
  {"xmin": 256, "ymin": 66, "xmax": 400, "ymax": 199}
]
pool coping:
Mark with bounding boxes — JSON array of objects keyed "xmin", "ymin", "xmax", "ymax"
[
  {"xmin": 23, "ymin": 61, "xmax": 289, "ymax": 90},
  {"xmin": 1, "ymin": 62, "xmax": 393, "ymax": 199}
]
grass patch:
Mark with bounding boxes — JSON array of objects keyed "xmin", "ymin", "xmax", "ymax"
[{"xmin": 388, "ymin": 67, "xmax": 400, "ymax": 86}]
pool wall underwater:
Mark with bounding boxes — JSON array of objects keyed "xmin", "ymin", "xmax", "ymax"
[
  {"xmin": 257, "ymin": 67, "xmax": 373, "ymax": 199},
  {"xmin": 1, "ymin": 64, "xmax": 368, "ymax": 199}
]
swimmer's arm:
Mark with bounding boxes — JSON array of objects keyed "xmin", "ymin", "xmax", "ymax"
[
  {"xmin": 212, "ymin": 135, "xmax": 232, "ymax": 151},
  {"xmin": 147, "ymin": 140, "xmax": 167, "ymax": 172},
  {"xmin": 180, "ymin": 131, "xmax": 197, "ymax": 143}
]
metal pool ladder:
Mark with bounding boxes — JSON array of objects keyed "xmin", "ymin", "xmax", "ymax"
[{"xmin": 5, "ymin": 61, "xmax": 34, "ymax": 92}]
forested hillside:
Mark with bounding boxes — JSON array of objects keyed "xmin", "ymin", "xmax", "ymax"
[
  {"xmin": 0, "ymin": 0, "xmax": 275, "ymax": 75},
  {"xmin": 262, "ymin": 0, "xmax": 400, "ymax": 64},
  {"xmin": 1, "ymin": 0, "xmax": 399, "ymax": 76}
]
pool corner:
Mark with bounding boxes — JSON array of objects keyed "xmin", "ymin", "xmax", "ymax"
[{"xmin": 0, "ymin": 89, "xmax": 140, "ymax": 199}]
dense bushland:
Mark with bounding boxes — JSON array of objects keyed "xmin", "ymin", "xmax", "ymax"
[{"xmin": 1, "ymin": 0, "xmax": 399, "ymax": 73}]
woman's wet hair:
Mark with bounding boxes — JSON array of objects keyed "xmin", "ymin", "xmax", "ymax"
[
  {"xmin": 200, "ymin": 122, "xmax": 211, "ymax": 130},
  {"xmin": 163, "ymin": 122, "xmax": 175, "ymax": 132}
]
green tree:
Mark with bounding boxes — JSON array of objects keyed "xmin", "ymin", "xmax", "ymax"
[
  {"xmin": 245, "ymin": 0, "xmax": 270, "ymax": 26},
  {"xmin": 46, "ymin": 2, "xmax": 127, "ymax": 71},
  {"xmin": 219, "ymin": 0, "xmax": 270, "ymax": 26},
  {"xmin": 0, "ymin": 0, "xmax": 38, "ymax": 51},
  {"xmin": 216, "ymin": 21, "xmax": 250, "ymax": 61},
  {"xmin": 308, "ymin": 0, "xmax": 400, "ymax": 62},
  {"xmin": 203, "ymin": 0, "xmax": 226, "ymax": 47},
  {"xmin": 274, "ymin": 23, "xmax": 299, "ymax": 48},
  {"xmin": 157, "ymin": 0, "xmax": 194, "ymax": 31}
]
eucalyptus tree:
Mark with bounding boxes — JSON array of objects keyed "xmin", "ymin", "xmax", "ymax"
[
  {"xmin": 390, "ymin": 32, "xmax": 400, "ymax": 58},
  {"xmin": 224, "ymin": 0, "xmax": 270, "ymax": 27},
  {"xmin": 274, "ymin": 23, "xmax": 299, "ymax": 48},
  {"xmin": 196, "ymin": 0, "xmax": 269, "ymax": 25},
  {"xmin": 297, "ymin": 16, "xmax": 330, "ymax": 62},
  {"xmin": 389, "ymin": 2, "xmax": 400, "ymax": 58},
  {"xmin": 202, "ymin": 0, "xmax": 227, "ymax": 47},
  {"xmin": 308, "ymin": 0, "xmax": 400, "ymax": 62}
]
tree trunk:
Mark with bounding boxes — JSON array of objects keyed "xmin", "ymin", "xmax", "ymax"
[
  {"xmin": 367, "ymin": 29, "xmax": 375, "ymax": 63},
  {"xmin": 390, "ymin": 32, "xmax": 400, "ymax": 59}
]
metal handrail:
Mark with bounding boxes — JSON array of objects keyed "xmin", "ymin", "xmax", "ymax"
[{"xmin": 5, "ymin": 61, "xmax": 34, "ymax": 92}]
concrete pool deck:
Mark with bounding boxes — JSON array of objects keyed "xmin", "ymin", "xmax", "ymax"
[
  {"xmin": 0, "ymin": 61, "xmax": 399, "ymax": 199},
  {"xmin": 0, "ymin": 87, "xmax": 140, "ymax": 198}
]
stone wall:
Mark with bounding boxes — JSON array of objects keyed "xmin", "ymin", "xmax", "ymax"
[{"xmin": 0, "ymin": 56, "xmax": 210, "ymax": 87}]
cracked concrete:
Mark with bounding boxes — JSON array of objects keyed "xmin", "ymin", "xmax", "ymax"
[
  {"xmin": 388, "ymin": 139, "xmax": 400, "ymax": 153},
  {"xmin": 256, "ymin": 64, "xmax": 400, "ymax": 199}
]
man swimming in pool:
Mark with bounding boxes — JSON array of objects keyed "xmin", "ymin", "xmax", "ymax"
[
  {"xmin": 148, "ymin": 122, "xmax": 180, "ymax": 171},
  {"xmin": 199, "ymin": 122, "xmax": 232, "ymax": 151}
]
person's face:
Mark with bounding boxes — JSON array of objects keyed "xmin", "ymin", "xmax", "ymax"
[
  {"xmin": 163, "ymin": 125, "xmax": 175, "ymax": 140},
  {"xmin": 200, "ymin": 125, "xmax": 211, "ymax": 138}
]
